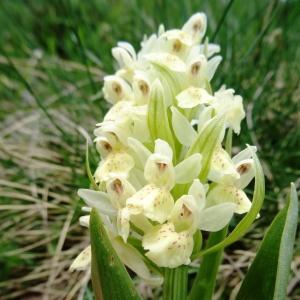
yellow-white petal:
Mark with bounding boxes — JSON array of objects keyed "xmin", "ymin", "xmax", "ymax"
[
  {"xmin": 117, "ymin": 208, "xmax": 131, "ymax": 242},
  {"xmin": 142, "ymin": 223, "xmax": 193, "ymax": 268},
  {"xmin": 232, "ymin": 146, "xmax": 257, "ymax": 164},
  {"xmin": 78, "ymin": 189, "xmax": 117, "ymax": 216},
  {"xmin": 132, "ymin": 71, "xmax": 151, "ymax": 104},
  {"xmin": 235, "ymin": 159, "xmax": 255, "ymax": 189},
  {"xmin": 207, "ymin": 184, "xmax": 252, "ymax": 214},
  {"xmin": 126, "ymin": 184, "xmax": 174, "ymax": 223},
  {"xmin": 94, "ymin": 151, "xmax": 135, "ymax": 182},
  {"xmin": 188, "ymin": 179, "xmax": 208, "ymax": 211},
  {"xmin": 213, "ymin": 89, "xmax": 245, "ymax": 134},
  {"xmin": 112, "ymin": 46, "xmax": 134, "ymax": 69},
  {"xmin": 174, "ymin": 153, "xmax": 202, "ymax": 184},
  {"xmin": 79, "ymin": 215, "xmax": 90, "ymax": 227},
  {"xmin": 176, "ymin": 87, "xmax": 214, "ymax": 108},
  {"xmin": 198, "ymin": 203, "xmax": 236, "ymax": 231},
  {"xmin": 169, "ymin": 195, "xmax": 199, "ymax": 232},
  {"xmin": 145, "ymin": 53, "xmax": 187, "ymax": 73},
  {"xmin": 103, "ymin": 75, "xmax": 132, "ymax": 104},
  {"xmin": 144, "ymin": 153, "xmax": 175, "ymax": 190},
  {"xmin": 70, "ymin": 246, "xmax": 91, "ymax": 271},
  {"xmin": 106, "ymin": 177, "xmax": 136, "ymax": 208},
  {"xmin": 154, "ymin": 139, "xmax": 173, "ymax": 161},
  {"xmin": 182, "ymin": 12, "xmax": 207, "ymax": 43},
  {"xmin": 208, "ymin": 146, "xmax": 240, "ymax": 183},
  {"xmin": 171, "ymin": 106, "xmax": 197, "ymax": 146}
]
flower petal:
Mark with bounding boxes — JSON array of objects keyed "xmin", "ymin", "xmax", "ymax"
[
  {"xmin": 70, "ymin": 245, "xmax": 91, "ymax": 271},
  {"xmin": 154, "ymin": 139, "xmax": 173, "ymax": 161},
  {"xmin": 198, "ymin": 203, "xmax": 236, "ymax": 231},
  {"xmin": 176, "ymin": 87, "xmax": 214, "ymax": 108},
  {"xmin": 103, "ymin": 75, "xmax": 132, "ymax": 104},
  {"xmin": 144, "ymin": 153, "xmax": 175, "ymax": 189},
  {"xmin": 232, "ymin": 146, "xmax": 257, "ymax": 164},
  {"xmin": 188, "ymin": 179, "xmax": 208, "ymax": 210},
  {"xmin": 106, "ymin": 177, "xmax": 136, "ymax": 208},
  {"xmin": 174, "ymin": 153, "xmax": 202, "ymax": 184},
  {"xmin": 117, "ymin": 208, "xmax": 131, "ymax": 242},
  {"xmin": 94, "ymin": 151, "xmax": 135, "ymax": 183},
  {"xmin": 207, "ymin": 184, "xmax": 252, "ymax": 214},
  {"xmin": 171, "ymin": 106, "xmax": 197, "ymax": 146},
  {"xmin": 78, "ymin": 189, "xmax": 117, "ymax": 216},
  {"xmin": 169, "ymin": 195, "xmax": 199, "ymax": 232},
  {"xmin": 142, "ymin": 223, "xmax": 193, "ymax": 268},
  {"xmin": 126, "ymin": 185, "xmax": 174, "ymax": 223},
  {"xmin": 182, "ymin": 12, "xmax": 207, "ymax": 43},
  {"xmin": 145, "ymin": 53, "xmax": 187, "ymax": 72},
  {"xmin": 235, "ymin": 159, "xmax": 255, "ymax": 189},
  {"xmin": 208, "ymin": 146, "xmax": 240, "ymax": 183}
]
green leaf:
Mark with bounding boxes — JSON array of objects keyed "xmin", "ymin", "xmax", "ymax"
[
  {"xmin": 148, "ymin": 79, "xmax": 176, "ymax": 157},
  {"xmin": 186, "ymin": 114, "xmax": 225, "ymax": 181},
  {"xmin": 236, "ymin": 183, "xmax": 298, "ymax": 300},
  {"xmin": 192, "ymin": 145, "xmax": 265, "ymax": 258},
  {"xmin": 90, "ymin": 209, "xmax": 142, "ymax": 300},
  {"xmin": 189, "ymin": 226, "xmax": 228, "ymax": 300}
]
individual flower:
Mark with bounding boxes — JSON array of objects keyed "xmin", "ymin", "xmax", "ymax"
[{"xmin": 207, "ymin": 146, "xmax": 257, "ymax": 214}]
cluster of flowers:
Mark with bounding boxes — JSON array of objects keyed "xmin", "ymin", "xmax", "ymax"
[{"xmin": 71, "ymin": 13, "xmax": 257, "ymax": 285}]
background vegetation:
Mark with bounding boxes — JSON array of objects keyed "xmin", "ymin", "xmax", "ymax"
[{"xmin": 0, "ymin": 0, "xmax": 299, "ymax": 299}]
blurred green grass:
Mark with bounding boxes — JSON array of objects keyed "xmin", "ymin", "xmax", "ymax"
[{"xmin": 0, "ymin": 0, "xmax": 299, "ymax": 299}]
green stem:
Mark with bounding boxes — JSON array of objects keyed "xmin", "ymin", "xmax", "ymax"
[
  {"xmin": 189, "ymin": 227, "xmax": 228, "ymax": 300},
  {"xmin": 163, "ymin": 266, "xmax": 188, "ymax": 300}
]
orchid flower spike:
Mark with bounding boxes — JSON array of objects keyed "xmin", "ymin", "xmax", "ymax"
[{"xmin": 72, "ymin": 11, "xmax": 264, "ymax": 285}]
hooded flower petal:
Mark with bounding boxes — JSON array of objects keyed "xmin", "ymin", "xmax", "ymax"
[
  {"xmin": 112, "ymin": 45, "xmax": 135, "ymax": 69},
  {"xmin": 144, "ymin": 139, "xmax": 175, "ymax": 189},
  {"xmin": 188, "ymin": 179, "xmax": 208, "ymax": 211},
  {"xmin": 235, "ymin": 159, "xmax": 255, "ymax": 189},
  {"xmin": 132, "ymin": 71, "xmax": 151, "ymax": 104},
  {"xmin": 103, "ymin": 75, "xmax": 132, "ymax": 104},
  {"xmin": 106, "ymin": 177, "xmax": 136, "ymax": 207},
  {"xmin": 142, "ymin": 223, "xmax": 193, "ymax": 268},
  {"xmin": 169, "ymin": 195, "xmax": 199, "ymax": 232},
  {"xmin": 182, "ymin": 12, "xmax": 207, "ymax": 43}
]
